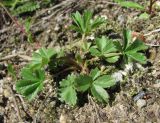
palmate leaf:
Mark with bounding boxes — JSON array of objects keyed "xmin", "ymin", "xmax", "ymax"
[
  {"xmin": 29, "ymin": 47, "xmax": 56, "ymax": 70},
  {"xmin": 59, "ymin": 86, "xmax": 77, "ymax": 106},
  {"xmin": 16, "ymin": 68, "xmax": 45, "ymax": 101},
  {"xmin": 71, "ymin": 10, "xmax": 106, "ymax": 35},
  {"xmin": 90, "ymin": 36, "xmax": 119, "ymax": 63},
  {"xmin": 59, "ymin": 74, "xmax": 77, "ymax": 106},
  {"xmin": 75, "ymin": 68, "xmax": 116, "ymax": 103},
  {"xmin": 118, "ymin": 29, "xmax": 148, "ymax": 64},
  {"xmin": 124, "ymin": 37, "xmax": 148, "ymax": 64}
]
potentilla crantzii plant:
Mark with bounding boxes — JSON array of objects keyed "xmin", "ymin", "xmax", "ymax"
[{"xmin": 15, "ymin": 10, "xmax": 148, "ymax": 106}]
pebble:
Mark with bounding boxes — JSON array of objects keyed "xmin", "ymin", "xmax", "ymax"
[
  {"xmin": 3, "ymin": 89, "xmax": 11, "ymax": 98},
  {"xmin": 136, "ymin": 99, "xmax": 146, "ymax": 109},
  {"xmin": 133, "ymin": 91, "xmax": 145, "ymax": 102},
  {"xmin": 112, "ymin": 71, "xmax": 123, "ymax": 82}
]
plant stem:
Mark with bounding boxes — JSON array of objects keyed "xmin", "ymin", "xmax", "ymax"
[
  {"xmin": 149, "ymin": 0, "xmax": 157, "ymax": 14},
  {"xmin": 82, "ymin": 34, "xmax": 85, "ymax": 43},
  {"xmin": 79, "ymin": 33, "xmax": 86, "ymax": 56}
]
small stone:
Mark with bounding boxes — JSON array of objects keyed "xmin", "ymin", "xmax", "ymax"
[
  {"xmin": 3, "ymin": 89, "xmax": 11, "ymax": 98},
  {"xmin": 136, "ymin": 99, "xmax": 146, "ymax": 108},
  {"xmin": 112, "ymin": 71, "xmax": 123, "ymax": 82},
  {"xmin": 59, "ymin": 113, "xmax": 67, "ymax": 123},
  {"xmin": 54, "ymin": 25, "xmax": 60, "ymax": 31},
  {"xmin": 133, "ymin": 91, "xmax": 145, "ymax": 102}
]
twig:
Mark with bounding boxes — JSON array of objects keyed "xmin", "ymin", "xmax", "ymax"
[
  {"xmin": 145, "ymin": 43, "xmax": 160, "ymax": 47},
  {"xmin": 35, "ymin": 0, "xmax": 76, "ymax": 19},
  {"xmin": 144, "ymin": 28, "xmax": 160, "ymax": 36},
  {"xmin": 0, "ymin": 53, "xmax": 32, "ymax": 61},
  {"xmin": 53, "ymin": 67, "xmax": 78, "ymax": 77}
]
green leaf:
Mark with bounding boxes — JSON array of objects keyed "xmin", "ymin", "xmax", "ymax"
[
  {"xmin": 96, "ymin": 36, "xmax": 107, "ymax": 52},
  {"xmin": 75, "ymin": 75, "xmax": 92, "ymax": 92},
  {"xmin": 123, "ymin": 29, "xmax": 132, "ymax": 50},
  {"xmin": 90, "ymin": 36, "xmax": 119, "ymax": 63},
  {"xmin": 25, "ymin": 18, "xmax": 32, "ymax": 32},
  {"xmin": 90, "ymin": 68, "xmax": 101, "ymax": 80},
  {"xmin": 139, "ymin": 12, "xmax": 150, "ymax": 20},
  {"xmin": 89, "ymin": 47, "xmax": 101, "ymax": 56},
  {"xmin": 97, "ymin": 36, "xmax": 117, "ymax": 53},
  {"xmin": 13, "ymin": 1, "xmax": 40, "ymax": 15},
  {"xmin": 94, "ymin": 75, "xmax": 115, "ymax": 88},
  {"xmin": 7, "ymin": 64, "xmax": 16, "ymax": 79},
  {"xmin": 59, "ymin": 74, "xmax": 77, "ymax": 106},
  {"xmin": 16, "ymin": 68, "xmax": 45, "ymax": 101},
  {"xmin": 29, "ymin": 47, "xmax": 56, "ymax": 70},
  {"xmin": 105, "ymin": 56, "xmax": 120, "ymax": 63},
  {"xmin": 21, "ymin": 68, "xmax": 39, "ymax": 81},
  {"xmin": 125, "ymin": 52, "xmax": 147, "ymax": 64},
  {"xmin": 91, "ymin": 85, "xmax": 109, "ymax": 103},
  {"xmin": 113, "ymin": 41, "xmax": 123, "ymax": 52},
  {"xmin": 91, "ymin": 17, "xmax": 106, "ymax": 29},
  {"xmin": 60, "ymin": 74, "xmax": 76, "ymax": 87},
  {"xmin": 71, "ymin": 10, "xmax": 106, "ymax": 35},
  {"xmin": 125, "ymin": 39, "xmax": 148, "ymax": 53},
  {"xmin": 59, "ymin": 86, "xmax": 77, "ymax": 106},
  {"xmin": 83, "ymin": 10, "xmax": 93, "ymax": 32},
  {"xmin": 118, "ymin": 1, "xmax": 144, "ymax": 10},
  {"xmin": 71, "ymin": 11, "xmax": 84, "ymax": 33}
]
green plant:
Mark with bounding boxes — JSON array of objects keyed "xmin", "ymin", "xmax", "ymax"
[
  {"xmin": 59, "ymin": 73, "xmax": 77, "ymax": 106},
  {"xmin": 16, "ymin": 68, "xmax": 45, "ymax": 101},
  {"xmin": 114, "ymin": 0, "xmax": 144, "ymax": 10},
  {"xmin": 89, "ymin": 36, "xmax": 120, "ymax": 63},
  {"xmin": 24, "ymin": 17, "xmax": 33, "ymax": 42},
  {"xmin": 15, "ymin": 10, "xmax": 148, "ymax": 107},
  {"xmin": 13, "ymin": 1, "xmax": 40, "ymax": 15},
  {"xmin": 59, "ymin": 68, "xmax": 115, "ymax": 106},
  {"xmin": 114, "ymin": 0, "xmax": 158, "ymax": 15},
  {"xmin": 114, "ymin": 29, "xmax": 148, "ymax": 64},
  {"xmin": 7, "ymin": 64, "xmax": 16, "ymax": 80},
  {"xmin": 71, "ymin": 10, "xmax": 106, "ymax": 36},
  {"xmin": 15, "ymin": 47, "xmax": 56, "ymax": 100},
  {"xmin": 29, "ymin": 47, "xmax": 56, "ymax": 70},
  {"xmin": 71, "ymin": 10, "xmax": 106, "ymax": 46},
  {"xmin": 1, "ymin": 0, "xmax": 40, "ymax": 15}
]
